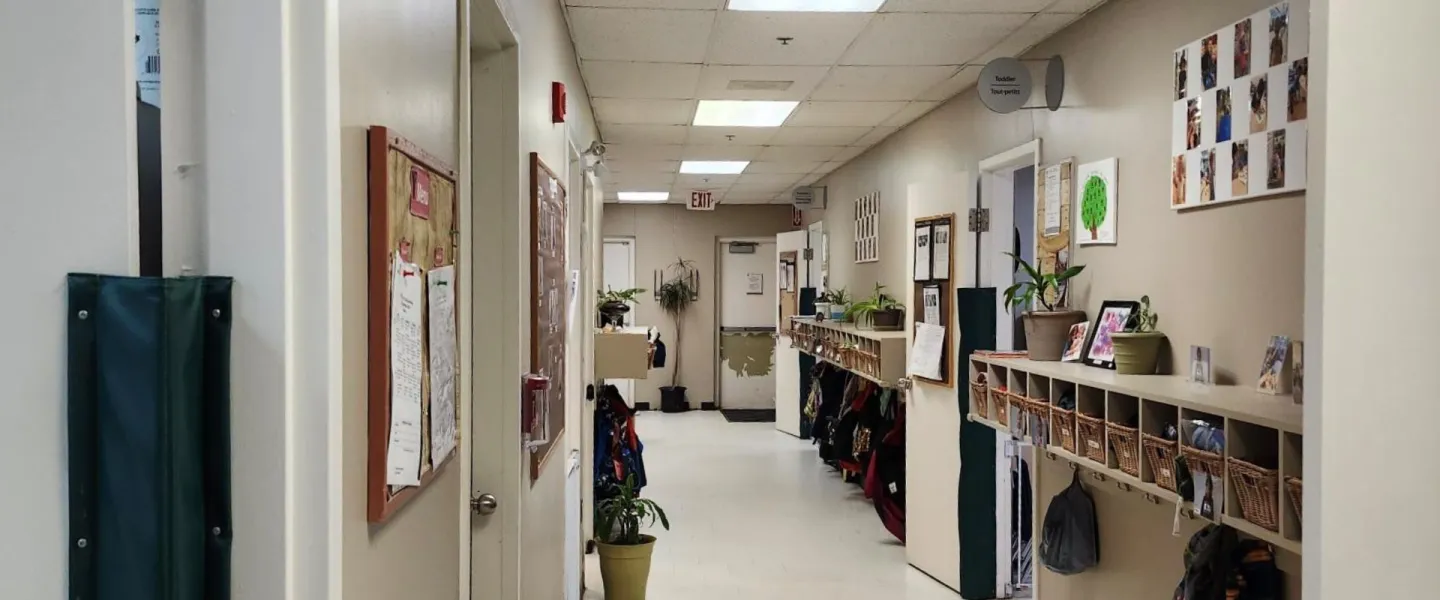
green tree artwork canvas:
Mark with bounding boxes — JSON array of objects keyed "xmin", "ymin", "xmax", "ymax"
[{"xmin": 1077, "ymin": 158, "xmax": 1118, "ymax": 245}]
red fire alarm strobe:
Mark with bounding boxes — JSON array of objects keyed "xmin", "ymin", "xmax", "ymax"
[{"xmin": 552, "ymin": 82, "xmax": 567, "ymax": 124}]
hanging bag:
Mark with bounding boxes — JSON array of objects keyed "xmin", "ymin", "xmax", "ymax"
[{"xmin": 1039, "ymin": 470, "xmax": 1100, "ymax": 575}]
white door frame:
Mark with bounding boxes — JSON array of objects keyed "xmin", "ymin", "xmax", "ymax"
[
  {"xmin": 978, "ymin": 139, "xmax": 1042, "ymax": 353},
  {"xmin": 713, "ymin": 236, "xmax": 779, "ymax": 408},
  {"xmin": 465, "ymin": 1, "xmax": 522, "ymax": 598}
]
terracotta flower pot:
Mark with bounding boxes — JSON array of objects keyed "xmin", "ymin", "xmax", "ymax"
[
  {"xmin": 1112, "ymin": 332, "xmax": 1166, "ymax": 374},
  {"xmin": 1022, "ymin": 310, "xmax": 1087, "ymax": 361},
  {"xmin": 597, "ymin": 535, "xmax": 657, "ymax": 600}
]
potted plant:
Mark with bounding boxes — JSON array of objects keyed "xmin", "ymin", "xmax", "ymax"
[
  {"xmin": 1112, "ymin": 295, "xmax": 1165, "ymax": 374},
  {"xmin": 596, "ymin": 475, "xmax": 670, "ymax": 600},
  {"xmin": 845, "ymin": 283, "xmax": 906, "ymax": 331},
  {"xmin": 826, "ymin": 287, "xmax": 852, "ymax": 321},
  {"xmin": 597, "ymin": 287, "xmax": 646, "ymax": 328},
  {"xmin": 656, "ymin": 258, "xmax": 697, "ymax": 413},
  {"xmin": 1003, "ymin": 253, "xmax": 1086, "ymax": 361}
]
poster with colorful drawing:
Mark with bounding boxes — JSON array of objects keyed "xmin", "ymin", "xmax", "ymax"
[
  {"xmin": 1171, "ymin": 0, "xmax": 1308, "ymax": 210},
  {"xmin": 1076, "ymin": 158, "xmax": 1117, "ymax": 245}
]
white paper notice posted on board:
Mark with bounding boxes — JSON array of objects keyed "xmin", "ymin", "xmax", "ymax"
[
  {"xmin": 386, "ymin": 255, "xmax": 425, "ymax": 487},
  {"xmin": 909, "ymin": 322, "xmax": 946, "ymax": 381},
  {"xmin": 428, "ymin": 265, "xmax": 459, "ymax": 468}
]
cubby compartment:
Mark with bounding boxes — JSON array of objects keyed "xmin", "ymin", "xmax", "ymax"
[
  {"xmin": 1225, "ymin": 421, "xmax": 1281, "ymax": 532},
  {"xmin": 1179, "ymin": 408, "xmax": 1227, "ymax": 521},
  {"xmin": 1000, "ymin": 369, "xmax": 1029, "ymax": 430},
  {"xmin": 1282, "ymin": 432, "xmax": 1303, "ymax": 542},
  {"xmin": 967, "ymin": 358, "xmax": 992, "ymax": 421},
  {"xmin": 1140, "ymin": 401, "xmax": 1181, "ymax": 491},
  {"xmin": 1105, "ymin": 393, "xmax": 1141, "ymax": 476},
  {"xmin": 1021, "ymin": 374, "xmax": 1053, "ymax": 445},
  {"xmin": 1050, "ymin": 379, "xmax": 1078, "ymax": 455},
  {"xmin": 1074, "ymin": 385, "xmax": 1107, "ymax": 464}
]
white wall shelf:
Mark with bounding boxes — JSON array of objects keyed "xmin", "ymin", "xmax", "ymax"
[{"xmin": 969, "ymin": 355, "xmax": 1303, "ymax": 555}]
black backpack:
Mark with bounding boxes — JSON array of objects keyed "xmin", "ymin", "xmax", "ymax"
[
  {"xmin": 1174, "ymin": 526, "xmax": 1283, "ymax": 600},
  {"xmin": 1039, "ymin": 471, "xmax": 1100, "ymax": 575}
]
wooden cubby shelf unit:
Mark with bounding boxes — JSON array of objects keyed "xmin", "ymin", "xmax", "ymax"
[
  {"xmin": 789, "ymin": 318, "xmax": 908, "ymax": 387},
  {"xmin": 966, "ymin": 355, "xmax": 1304, "ymax": 555}
]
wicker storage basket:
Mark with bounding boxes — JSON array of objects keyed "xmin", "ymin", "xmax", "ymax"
[
  {"xmin": 1142, "ymin": 434, "xmax": 1181, "ymax": 492},
  {"xmin": 1229, "ymin": 457, "xmax": 1281, "ymax": 531},
  {"xmin": 995, "ymin": 389, "xmax": 1015, "ymax": 427},
  {"xmin": 1051, "ymin": 406, "xmax": 1077, "ymax": 454},
  {"xmin": 1019, "ymin": 396, "xmax": 1050, "ymax": 442},
  {"xmin": 1285, "ymin": 476, "xmax": 1303, "ymax": 522},
  {"xmin": 1107, "ymin": 423, "xmax": 1141, "ymax": 477},
  {"xmin": 1075, "ymin": 413, "xmax": 1107, "ymax": 463},
  {"xmin": 968, "ymin": 380, "xmax": 990, "ymax": 420},
  {"xmin": 1181, "ymin": 445, "xmax": 1225, "ymax": 480}
]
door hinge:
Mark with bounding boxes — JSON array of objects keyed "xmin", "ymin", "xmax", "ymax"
[
  {"xmin": 967, "ymin": 208, "xmax": 990, "ymax": 233},
  {"xmin": 802, "ymin": 248, "xmax": 814, "ymax": 260}
]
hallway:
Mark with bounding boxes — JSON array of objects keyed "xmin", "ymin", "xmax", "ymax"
[{"xmin": 585, "ymin": 412, "xmax": 957, "ymax": 600}]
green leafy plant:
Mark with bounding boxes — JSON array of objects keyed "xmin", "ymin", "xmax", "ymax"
[
  {"xmin": 596, "ymin": 287, "xmax": 646, "ymax": 309},
  {"xmin": 1127, "ymin": 295, "xmax": 1160, "ymax": 333},
  {"xmin": 1002, "ymin": 253, "xmax": 1085, "ymax": 312},
  {"xmin": 845, "ymin": 283, "xmax": 905, "ymax": 324},
  {"xmin": 823, "ymin": 287, "xmax": 852, "ymax": 307},
  {"xmin": 596, "ymin": 475, "xmax": 669, "ymax": 546},
  {"xmin": 657, "ymin": 258, "xmax": 697, "ymax": 388},
  {"xmin": 1081, "ymin": 173, "xmax": 1109, "ymax": 240}
]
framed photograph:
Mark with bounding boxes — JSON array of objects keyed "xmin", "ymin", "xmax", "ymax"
[
  {"xmin": 1083, "ymin": 300, "xmax": 1140, "ymax": 369},
  {"xmin": 1062, "ymin": 322, "xmax": 1091, "ymax": 362},
  {"xmin": 1258, "ymin": 334, "xmax": 1291, "ymax": 394},
  {"xmin": 1189, "ymin": 345, "xmax": 1213, "ymax": 385}
]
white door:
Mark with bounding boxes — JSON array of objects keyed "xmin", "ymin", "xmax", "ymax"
[
  {"xmin": 602, "ymin": 238, "xmax": 636, "ymax": 406},
  {"xmin": 774, "ymin": 230, "xmax": 809, "ymax": 436},
  {"xmin": 905, "ymin": 173, "xmax": 972, "ymax": 592},
  {"xmin": 717, "ymin": 240, "xmax": 778, "ymax": 410}
]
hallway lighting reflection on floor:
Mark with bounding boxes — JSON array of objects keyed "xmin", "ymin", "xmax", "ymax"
[{"xmin": 584, "ymin": 411, "xmax": 959, "ymax": 600}]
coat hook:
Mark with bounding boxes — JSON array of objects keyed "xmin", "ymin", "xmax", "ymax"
[
  {"xmin": 1090, "ymin": 471, "xmax": 1107, "ymax": 482},
  {"xmin": 1142, "ymin": 492, "xmax": 1159, "ymax": 504},
  {"xmin": 1116, "ymin": 481, "xmax": 1132, "ymax": 493}
]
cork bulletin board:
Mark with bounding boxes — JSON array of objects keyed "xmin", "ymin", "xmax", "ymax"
[
  {"xmin": 911, "ymin": 213, "xmax": 956, "ymax": 387},
  {"xmin": 528, "ymin": 153, "xmax": 568, "ymax": 483},
  {"xmin": 1035, "ymin": 158, "xmax": 1075, "ymax": 307},
  {"xmin": 366, "ymin": 127, "xmax": 460, "ymax": 524}
]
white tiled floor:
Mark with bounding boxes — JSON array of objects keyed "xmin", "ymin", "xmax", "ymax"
[{"xmin": 584, "ymin": 411, "xmax": 960, "ymax": 600}]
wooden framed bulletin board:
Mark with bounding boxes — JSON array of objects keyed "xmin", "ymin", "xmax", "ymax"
[
  {"xmin": 911, "ymin": 213, "xmax": 956, "ymax": 387},
  {"xmin": 366, "ymin": 127, "xmax": 461, "ymax": 524},
  {"xmin": 1035, "ymin": 158, "xmax": 1075, "ymax": 307},
  {"xmin": 528, "ymin": 153, "xmax": 568, "ymax": 483}
]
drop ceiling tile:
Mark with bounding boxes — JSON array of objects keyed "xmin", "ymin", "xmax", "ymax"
[
  {"xmin": 810, "ymin": 66, "xmax": 959, "ymax": 101},
  {"xmin": 594, "ymin": 98, "xmax": 697, "ymax": 125},
  {"xmin": 607, "ymin": 172, "xmax": 676, "ymax": 190},
  {"xmin": 681, "ymin": 144, "xmax": 765, "ymax": 160},
  {"xmin": 707, "ymin": 12, "xmax": 872, "ymax": 66},
  {"xmin": 583, "ymin": 61, "xmax": 702, "ymax": 99},
  {"xmin": 601, "ymin": 124, "xmax": 690, "ymax": 145},
  {"xmin": 567, "ymin": 0, "xmax": 721, "ymax": 8},
  {"xmin": 694, "ymin": 65, "xmax": 831, "ymax": 101},
  {"xmin": 685, "ymin": 126, "xmax": 779, "ymax": 146},
  {"xmin": 854, "ymin": 126, "xmax": 900, "ymax": 146},
  {"xmin": 735, "ymin": 173, "xmax": 803, "ymax": 187},
  {"xmin": 882, "ymin": 101, "xmax": 940, "ymax": 126},
  {"xmin": 976, "ymin": 13, "xmax": 1081, "ymax": 61},
  {"xmin": 918, "ymin": 65, "xmax": 982, "ymax": 101},
  {"xmin": 674, "ymin": 173, "xmax": 741, "ymax": 190},
  {"xmin": 604, "ymin": 144, "xmax": 685, "ymax": 161},
  {"xmin": 757, "ymin": 145, "xmax": 845, "ymax": 162},
  {"xmin": 768, "ymin": 126, "xmax": 871, "ymax": 146},
  {"xmin": 743, "ymin": 160, "xmax": 824, "ymax": 174},
  {"xmin": 722, "ymin": 196, "xmax": 775, "ymax": 205},
  {"xmin": 727, "ymin": 184, "xmax": 792, "ymax": 199},
  {"xmin": 821, "ymin": 160, "xmax": 849, "ymax": 172},
  {"xmin": 882, "ymin": 0, "xmax": 1054, "ymax": 12},
  {"xmin": 798, "ymin": 172, "xmax": 824, "ymax": 185},
  {"xmin": 604, "ymin": 159, "xmax": 681, "ymax": 174},
  {"xmin": 1046, "ymin": 0, "xmax": 1107, "ymax": 13},
  {"xmin": 785, "ymin": 101, "xmax": 908, "ymax": 127},
  {"xmin": 831, "ymin": 147, "xmax": 866, "ymax": 162},
  {"xmin": 841, "ymin": 12, "xmax": 1030, "ymax": 66},
  {"xmin": 568, "ymin": 7, "xmax": 716, "ymax": 63}
]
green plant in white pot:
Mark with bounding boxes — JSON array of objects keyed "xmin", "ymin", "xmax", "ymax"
[
  {"xmin": 1003, "ymin": 253, "xmax": 1086, "ymax": 361},
  {"xmin": 825, "ymin": 287, "xmax": 852, "ymax": 321},
  {"xmin": 1112, "ymin": 295, "xmax": 1166, "ymax": 374},
  {"xmin": 596, "ymin": 475, "xmax": 670, "ymax": 600}
]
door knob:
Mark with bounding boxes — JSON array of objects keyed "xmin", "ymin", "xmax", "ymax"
[{"xmin": 471, "ymin": 493, "xmax": 499, "ymax": 516}]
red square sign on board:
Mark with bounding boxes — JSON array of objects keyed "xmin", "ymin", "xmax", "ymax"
[{"xmin": 410, "ymin": 167, "xmax": 431, "ymax": 219}]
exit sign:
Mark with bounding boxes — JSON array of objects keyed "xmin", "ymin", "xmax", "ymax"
[{"xmin": 688, "ymin": 190, "xmax": 716, "ymax": 211}]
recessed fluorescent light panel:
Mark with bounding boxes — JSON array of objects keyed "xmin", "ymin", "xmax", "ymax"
[
  {"xmin": 727, "ymin": 0, "xmax": 885, "ymax": 12},
  {"xmin": 617, "ymin": 192, "xmax": 670, "ymax": 203},
  {"xmin": 692, "ymin": 100, "xmax": 799, "ymax": 127},
  {"xmin": 680, "ymin": 161, "xmax": 749, "ymax": 175}
]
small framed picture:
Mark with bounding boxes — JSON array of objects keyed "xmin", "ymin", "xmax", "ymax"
[
  {"xmin": 1257, "ymin": 335, "xmax": 1292, "ymax": 395},
  {"xmin": 1062, "ymin": 322, "xmax": 1091, "ymax": 362},
  {"xmin": 1189, "ymin": 345, "xmax": 1213, "ymax": 385},
  {"xmin": 1291, "ymin": 340, "xmax": 1304, "ymax": 404},
  {"xmin": 1083, "ymin": 300, "xmax": 1140, "ymax": 369}
]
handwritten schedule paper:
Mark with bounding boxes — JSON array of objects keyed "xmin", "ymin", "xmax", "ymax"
[
  {"xmin": 910, "ymin": 322, "xmax": 946, "ymax": 381},
  {"xmin": 386, "ymin": 255, "xmax": 425, "ymax": 487},
  {"xmin": 427, "ymin": 265, "xmax": 459, "ymax": 468}
]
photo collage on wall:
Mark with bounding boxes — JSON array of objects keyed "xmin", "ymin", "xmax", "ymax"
[{"xmin": 1171, "ymin": 0, "xmax": 1309, "ymax": 209}]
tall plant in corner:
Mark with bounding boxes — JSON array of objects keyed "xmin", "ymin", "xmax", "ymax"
[
  {"xmin": 1003, "ymin": 252, "xmax": 1087, "ymax": 361},
  {"xmin": 656, "ymin": 258, "xmax": 697, "ymax": 412}
]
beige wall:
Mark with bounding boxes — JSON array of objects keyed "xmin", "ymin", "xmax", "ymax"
[
  {"xmin": 603, "ymin": 204, "xmax": 794, "ymax": 408},
  {"xmin": 809, "ymin": 0, "xmax": 1306, "ymax": 596},
  {"xmin": 813, "ymin": 0, "xmax": 1304, "ymax": 380},
  {"xmin": 340, "ymin": 0, "xmax": 462, "ymax": 597}
]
